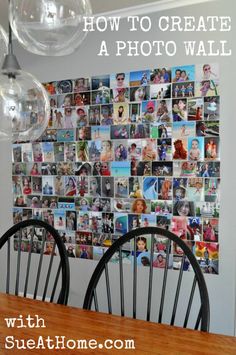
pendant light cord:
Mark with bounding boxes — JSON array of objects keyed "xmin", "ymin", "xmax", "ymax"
[
  {"xmin": 8, "ymin": 21, "xmax": 13, "ymax": 55},
  {"xmin": 1, "ymin": 0, "xmax": 21, "ymax": 74}
]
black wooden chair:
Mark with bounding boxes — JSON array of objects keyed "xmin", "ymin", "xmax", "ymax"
[
  {"xmin": 0, "ymin": 219, "xmax": 70, "ymax": 305},
  {"xmin": 83, "ymin": 227, "xmax": 210, "ymax": 331}
]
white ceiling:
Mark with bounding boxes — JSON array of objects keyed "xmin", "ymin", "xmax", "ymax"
[
  {"xmin": 92, "ymin": 0, "xmax": 164, "ymax": 14},
  {"xmin": 0, "ymin": 0, "xmax": 214, "ymax": 32}
]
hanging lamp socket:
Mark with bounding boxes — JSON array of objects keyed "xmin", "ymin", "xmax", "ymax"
[{"xmin": 2, "ymin": 53, "xmax": 21, "ymax": 76}]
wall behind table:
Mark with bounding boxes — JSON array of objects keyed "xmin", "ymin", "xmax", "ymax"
[{"xmin": 0, "ymin": 0, "xmax": 235, "ymax": 335}]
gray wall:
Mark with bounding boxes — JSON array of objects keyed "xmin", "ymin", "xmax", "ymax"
[{"xmin": 0, "ymin": 0, "xmax": 235, "ymax": 335}]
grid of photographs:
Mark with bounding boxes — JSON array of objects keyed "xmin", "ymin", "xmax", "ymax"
[{"xmin": 12, "ymin": 63, "xmax": 220, "ymax": 274}]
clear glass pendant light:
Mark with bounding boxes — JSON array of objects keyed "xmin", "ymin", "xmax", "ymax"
[
  {"xmin": 0, "ymin": 25, "xmax": 8, "ymax": 66},
  {"xmin": 0, "ymin": 12, "xmax": 50, "ymax": 142},
  {"xmin": 9, "ymin": 0, "xmax": 92, "ymax": 56}
]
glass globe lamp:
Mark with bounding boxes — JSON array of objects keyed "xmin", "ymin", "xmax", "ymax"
[
  {"xmin": 9, "ymin": 0, "xmax": 92, "ymax": 56},
  {"xmin": 0, "ymin": 25, "xmax": 8, "ymax": 66},
  {"xmin": 0, "ymin": 70, "xmax": 50, "ymax": 142}
]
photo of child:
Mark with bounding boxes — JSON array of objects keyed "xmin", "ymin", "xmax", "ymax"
[
  {"xmin": 142, "ymin": 139, "xmax": 157, "ymax": 161},
  {"xmin": 188, "ymin": 137, "xmax": 204, "ymax": 161},
  {"xmin": 113, "ymin": 103, "xmax": 129, "ymax": 124},
  {"xmin": 205, "ymin": 137, "xmax": 220, "ymax": 160}
]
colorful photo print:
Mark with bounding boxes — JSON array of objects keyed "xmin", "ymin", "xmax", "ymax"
[
  {"xmin": 195, "ymin": 202, "xmax": 219, "ymax": 218},
  {"xmin": 12, "ymin": 176, "xmax": 22, "ymax": 195},
  {"xmin": 171, "ymin": 216, "xmax": 189, "ymax": 237},
  {"xmin": 21, "ymin": 143, "xmax": 33, "ymax": 162},
  {"xmin": 14, "ymin": 199, "xmax": 27, "ymax": 216},
  {"xmin": 91, "ymin": 75, "xmax": 110, "ymax": 91},
  {"xmin": 130, "ymin": 70, "xmax": 150, "ymax": 87},
  {"xmin": 55, "ymin": 80, "xmax": 73, "ymax": 94},
  {"xmin": 158, "ymin": 178, "xmax": 172, "ymax": 200},
  {"xmin": 196, "ymin": 162, "xmax": 220, "ymax": 178},
  {"xmin": 111, "ymin": 88, "xmax": 129, "ymax": 103},
  {"xmin": 58, "ymin": 197, "xmax": 75, "ymax": 210},
  {"xmin": 151, "ymin": 200, "xmax": 172, "ymax": 216},
  {"xmin": 143, "ymin": 177, "xmax": 158, "ymax": 200},
  {"xmin": 172, "ymin": 65, "xmax": 195, "ymax": 82},
  {"xmin": 76, "ymin": 126, "xmax": 91, "ymax": 141},
  {"xmin": 88, "ymin": 105, "xmax": 100, "ymax": 125},
  {"xmin": 74, "ymin": 78, "xmax": 90, "ymax": 92},
  {"xmin": 173, "ymin": 200, "xmax": 195, "ymax": 217},
  {"xmin": 74, "ymin": 92, "xmax": 91, "ymax": 106},
  {"xmin": 187, "ymin": 178, "xmax": 204, "ymax": 202},
  {"xmin": 187, "ymin": 97, "xmax": 204, "ymax": 121},
  {"xmin": 205, "ymin": 137, "xmax": 220, "ymax": 160},
  {"xmin": 130, "ymin": 86, "xmax": 149, "ymax": 102},
  {"xmin": 150, "ymin": 83, "xmax": 171, "ymax": 99},
  {"xmin": 188, "ymin": 137, "xmax": 204, "ymax": 161},
  {"xmin": 114, "ymin": 213, "xmax": 128, "ymax": 235},
  {"xmin": 13, "ymin": 207, "xmax": 23, "ymax": 224},
  {"xmin": 172, "ymin": 121, "xmax": 195, "ymax": 138},
  {"xmin": 129, "ymin": 103, "xmax": 141, "ymax": 123},
  {"xmin": 76, "ymin": 245, "xmax": 93, "ymax": 259},
  {"xmin": 114, "ymin": 177, "xmax": 128, "ymax": 198},
  {"xmin": 188, "ymin": 217, "xmax": 202, "ymax": 241},
  {"xmin": 157, "ymin": 123, "xmax": 172, "ymax": 139},
  {"xmin": 172, "ymin": 82, "xmax": 194, "ymax": 98},
  {"xmin": 172, "ymin": 139, "xmax": 188, "ymax": 160},
  {"xmin": 172, "ymin": 99, "xmax": 187, "ymax": 121},
  {"xmin": 57, "ymin": 129, "xmax": 74, "ymax": 142},
  {"xmin": 195, "ymin": 241, "xmax": 219, "ymax": 261},
  {"xmin": 49, "ymin": 96, "xmax": 57, "ymax": 108},
  {"xmin": 195, "ymin": 80, "xmax": 219, "ymax": 97},
  {"xmin": 100, "ymin": 104, "xmax": 113, "ymax": 125},
  {"xmin": 204, "ymin": 178, "xmax": 220, "ymax": 203},
  {"xmin": 65, "ymin": 244, "xmax": 76, "ymax": 258},
  {"xmin": 57, "ymin": 93, "xmax": 74, "ymax": 108},
  {"xmin": 92, "ymin": 89, "xmax": 110, "ymax": 105},
  {"xmin": 128, "ymin": 214, "xmax": 141, "ymax": 231},
  {"xmin": 195, "ymin": 63, "xmax": 219, "ymax": 81},
  {"xmin": 129, "ymin": 177, "xmax": 143, "ymax": 198},
  {"xmin": 77, "ymin": 176, "xmax": 89, "ymax": 197},
  {"xmin": 110, "ymin": 72, "xmax": 130, "ymax": 89},
  {"xmin": 204, "ymin": 96, "xmax": 220, "ymax": 121},
  {"xmin": 111, "ymin": 161, "xmax": 131, "ymax": 177},
  {"xmin": 173, "ymin": 178, "xmax": 187, "ymax": 201},
  {"xmin": 157, "ymin": 139, "xmax": 172, "ymax": 161},
  {"xmin": 130, "ymin": 124, "xmax": 150, "ymax": 139},
  {"xmin": 93, "ymin": 246, "xmax": 107, "ymax": 261},
  {"xmin": 196, "ymin": 121, "xmax": 219, "ymax": 137},
  {"xmin": 203, "ymin": 218, "xmax": 218, "ymax": 242},
  {"xmin": 111, "ymin": 125, "xmax": 129, "ymax": 139},
  {"xmin": 141, "ymin": 101, "xmax": 156, "ymax": 124},
  {"xmin": 42, "ymin": 142, "xmax": 54, "ymax": 162},
  {"xmin": 42, "ymin": 129, "xmax": 57, "ymax": 142},
  {"xmin": 113, "ymin": 103, "xmax": 129, "ymax": 124},
  {"xmin": 142, "ymin": 139, "xmax": 157, "ymax": 161},
  {"xmin": 152, "ymin": 162, "xmax": 173, "ymax": 177},
  {"xmin": 150, "ymin": 68, "xmax": 171, "ymax": 84},
  {"xmin": 131, "ymin": 161, "xmax": 152, "ymax": 176},
  {"xmin": 43, "ymin": 82, "xmax": 57, "ymax": 95},
  {"xmin": 156, "ymin": 99, "xmax": 172, "ymax": 122},
  {"xmin": 173, "ymin": 161, "xmax": 197, "ymax": 178},
  {"xmin": 57, "ymin": 162, "xmax": 74, "ymax": 175},
  {"xmin": 113, "ymin": 141, "xmax": 128, "ymax": 161}
]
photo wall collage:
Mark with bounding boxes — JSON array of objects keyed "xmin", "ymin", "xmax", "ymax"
[{"xmin": 12, "ymin": 63, "xmax": 220, "ymax": 274}]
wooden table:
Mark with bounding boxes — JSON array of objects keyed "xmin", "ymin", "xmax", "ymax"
[{"xmin": 0, "ymin": 293, "xmax": 236, "ymax": 354}]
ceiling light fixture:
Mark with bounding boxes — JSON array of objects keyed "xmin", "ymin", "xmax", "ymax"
[
  {"xmin": 0, "ymin": 1, "xmax": 50, "ymax": 142},
  {"xmin": 9, "ymin": 0, "xmax": 92, "ymax": 56}
]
